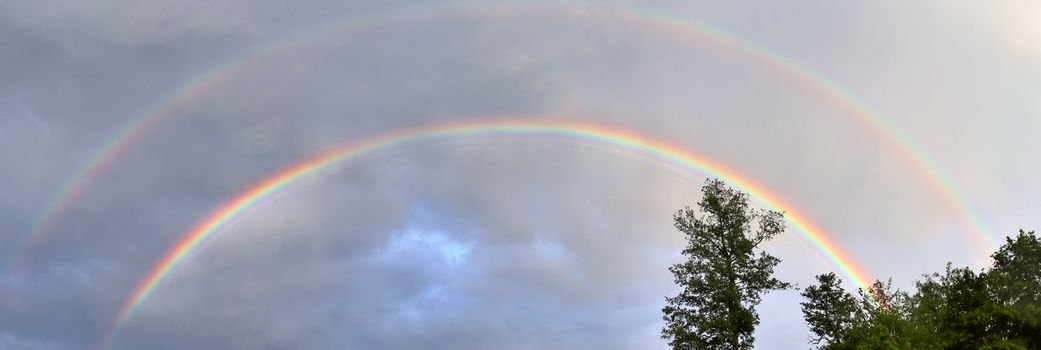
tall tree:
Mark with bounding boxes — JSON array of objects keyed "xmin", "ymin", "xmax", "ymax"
[{"xmin": 661, "ymin": 179, "xmax": 792, "ymax": 350}]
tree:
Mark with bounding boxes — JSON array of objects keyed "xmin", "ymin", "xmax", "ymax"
[
  {"xmin": 909, "ymin": 264, "xmax": 994, "ymax": 349},
  {"xmin": 799, "ymin": 230, "xmax": 1041, "ymax": 350},
  {"xmin": 801, "ymin": 273, "xmax": 862, "ymax": 348},
  {"xmin": 987, "ymin": 230, "xmax": 1041, "ymax": 347},
  {"xmin": 661, "ymin": 179, "xmax": 792, "ymax": 350},
  {"xmin": 802, "ymin": 276, "xmax": 917, "ymax": 350},
  {"xmin": 847, "ymin": 279, "xmax": 915, "ymax": 350}
]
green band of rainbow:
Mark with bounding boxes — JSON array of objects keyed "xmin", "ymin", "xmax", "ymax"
[{"xmin": 96, "ymin": 119, "xmax": 872, "ymax": 349}]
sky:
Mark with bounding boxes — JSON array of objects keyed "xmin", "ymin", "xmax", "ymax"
[{"xmin": 1, "ymin": 0, "xmax": 1040, "ymax": 349}]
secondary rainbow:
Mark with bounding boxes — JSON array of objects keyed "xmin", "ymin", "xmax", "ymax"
[{"xmin": 97, "ymin": 119, "xmax": 872, "ymax": 349}]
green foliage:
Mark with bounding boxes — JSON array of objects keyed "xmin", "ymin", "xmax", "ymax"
[
  {"xmin": 662, "ymin": 179, "xmax": 792, "ymax": 350},
  {"xmin": 988, "ymin": 230, "xmax": 1041, "ymax": 347},
  {"xmin": 910, "ymin": 264, "xmax": 993, "ymax": 348},
  {"xmin": 801, "ymin": 273, "xmax": 862, "ymax": 347},
  {"xmin": 800, "ymin": 230, "xmax": 1041, "ymax": 350}
]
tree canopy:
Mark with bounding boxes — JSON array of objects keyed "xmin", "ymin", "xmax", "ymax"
[
  {"xmin": 800, "ymin": 230, "xmax": 1041, "ymax": 349},
  {"xmin": 661, "ymin": 180, "xmax": 1040, "ymax": 349}
]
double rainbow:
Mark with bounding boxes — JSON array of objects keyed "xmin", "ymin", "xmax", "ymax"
[
  {"xmin": 1, "ymin": 4, "xmax": 989, "ymax": 347},
  {"xmin": 11, "ymin": 4, "xmax": 994, "ymax": 278}
]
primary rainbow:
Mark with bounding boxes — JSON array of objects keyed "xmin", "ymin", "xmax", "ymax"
[{"xmin": 97, "ymin": 119, "xmax": 872, "ymax": 349}]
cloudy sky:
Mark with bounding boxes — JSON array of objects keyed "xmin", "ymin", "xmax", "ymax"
[{"xmin": 2, "ymin": 1, "xmax": 1039, "ymax": 349}]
